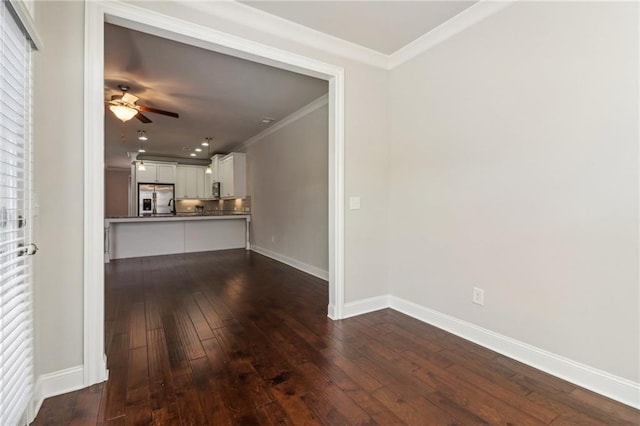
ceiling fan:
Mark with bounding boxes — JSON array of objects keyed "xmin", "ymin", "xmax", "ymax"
[{"xmin": 106, "ymin": 84, "xmax": 179, "ymax": 123}]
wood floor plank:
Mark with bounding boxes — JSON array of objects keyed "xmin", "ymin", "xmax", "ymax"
[
  {"xmin": 405, "ymin": 349, "xmax": 545, "ymax": 424},
  {"xmin": 146, "ymin": 327, "xmax": 180, "ymax": 424},
  {"xmin": 143, "ymin": 296, "xmax": 162, "ymax": 331},
  {"xmin": 189, "ymin": 353, "xmax": 234, "ymax": 426},
  {"xmin": 211, "ymin": 326, "xmax": 276, "ymax": 409},
  {"xmin": 35, "ymin": 250, "xmax": 640, "ymax": 425},
  {"xmin": 128, "ymin": 302, "xmax": 147, "ymax": 349},
  {"xmin": 296, "ymin": 361, "xmax": 373, "ymax": 425},
  {"xmin": 440, "ymin": 348, "xmax": 530, "ymax": 395},
  {"xmin": 568, "ymin": 387, "xmax": 640, "ymax": 424},
  {"xmin": 127, "ymin": 346, "xmax": 149, "ymax": 392},
  {"xmin": 172, "ymin": 370, "xmax": 209, "ymax": 425},
  {"xmin": 372, "ymin": 386, "xmax": 444, "ymax": 425},
  {"xmin": 445, "ymin": 362, "xmax": 558, "ymax": 423},
  {"xmin": 104, "ymin": 333, "xmax": 130, "ymax": 420},
  {"xmin": 124, "ymin": 386, "xmax": 152, "ymax": 425},
  {"xmin": 32, "ymin": 390, "xmax": 79, "ymax": 425},
  {"xmin": 68, "ymin": 383, "xmax": 103, "ymax": 425},
  {"xmin": 183, "ymin": 293, "xmax": 216, "ymax": 340}
]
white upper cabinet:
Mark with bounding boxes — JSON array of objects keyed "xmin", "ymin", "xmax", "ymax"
[
  {"xmin": 176, "ymin": 165, "xmax": 207, "ymax": 199},
  {"xmin": 156, "ymin": 164, "xmax": 177, "ymax": 183},
  {"xmin": 136, "ymin": 162, "xmax": 176, "ymax": 184},
  {"xmin": 219, "ymin": 153, "xmax": 246, "ymax": 199},
  {"xmin": 210, "ymin": 154, "xmax": 225, "ymax": 183},
  {"xmin": 204, "ymin": 170, "xmax": 214, "ymax": 199}
]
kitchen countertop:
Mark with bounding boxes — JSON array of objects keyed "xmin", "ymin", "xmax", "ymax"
[{"xmin": 105, "ymin": 212, "xmax": 250, "ymax": 224}]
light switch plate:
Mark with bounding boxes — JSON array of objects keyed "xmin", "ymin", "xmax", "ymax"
[{"xmin": 349, "ymin": 196, "xmax": 361, "ymax": 210}]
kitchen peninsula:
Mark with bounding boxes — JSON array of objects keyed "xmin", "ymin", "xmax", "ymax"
[{"xmin": 104, "ymin": 213, "xmax": 250, "ymax": 262}]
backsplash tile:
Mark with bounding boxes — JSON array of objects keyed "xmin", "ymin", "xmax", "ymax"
[{"xmin": 176, "ymin": 197, "xmax": 251, "ymax": 214}]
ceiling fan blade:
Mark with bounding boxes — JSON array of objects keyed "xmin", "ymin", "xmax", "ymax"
[
  {"xmin": 122, "ymin": 93, "xmax": 138, "ymax": 104},
  {"xmin": 138, "ymin": 105, "xmax": 179, "ymax": 118},
  {"xmin": 135, "ymin": 112, "xmax": 152, "ymax": 123}
]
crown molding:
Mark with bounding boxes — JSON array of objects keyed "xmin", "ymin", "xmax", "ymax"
[
  {"xmin": 182, "ymin": 0, "xmax": 389, "ymax": 69},
  {"xmin": 234, "ymin": 94, "xmax": 328, "ymax": 152},
  {"xmin": 388, "ymin": 0, "xmax": 517, "ymax": 68},
  {"xmin": 180, "ymin": 0, "xmax": 516, "ymax": 70}
]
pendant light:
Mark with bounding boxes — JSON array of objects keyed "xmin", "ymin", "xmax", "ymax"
[
  {"xmin": 205, "ymin": 137, "xmax": 213, "ymax": 174},
  {"xmin": 138, "ymin": 135, "xmax": 146, "ymax": 154},
  {"xmin": 137, "ymin": 135, "xmax": 146, "ymax": 170}
]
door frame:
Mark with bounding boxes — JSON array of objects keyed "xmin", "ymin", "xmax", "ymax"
[{"xmin": 84, "ymin": 1, "xmax": 345, "ymax": 385}]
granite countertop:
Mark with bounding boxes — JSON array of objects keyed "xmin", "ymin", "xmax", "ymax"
[{"xmin": 105, "ymin": 212, "xmax": 251, "ymax": 224}]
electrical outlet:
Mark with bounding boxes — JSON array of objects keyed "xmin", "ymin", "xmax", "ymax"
[{"xmin": 472, "ymin": 287, "xmax": 485, "ymax": 306}]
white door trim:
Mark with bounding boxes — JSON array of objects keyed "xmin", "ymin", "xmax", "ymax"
[{"xmin": 84, "ymin": 1, "xmax": 346, "ymax": 386}]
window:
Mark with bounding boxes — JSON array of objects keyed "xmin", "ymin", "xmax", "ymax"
[{"xmin": 0, "ymin": 1, "xmax": 35, "ymax": 424}]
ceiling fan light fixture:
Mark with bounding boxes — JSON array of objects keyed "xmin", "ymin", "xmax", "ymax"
[{"xmin": 109, "ymin": 104, "xmax": 138, "ymax": 122}]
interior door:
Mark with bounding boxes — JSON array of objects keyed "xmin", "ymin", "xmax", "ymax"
[{"xmin": 0, "ymin": 1, "xmax": 37, "ymax": 424}]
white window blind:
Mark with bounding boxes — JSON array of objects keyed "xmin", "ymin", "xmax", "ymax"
[{"xmin": 0, "ymin": 0, "xmax": 34, "ymax": 424}]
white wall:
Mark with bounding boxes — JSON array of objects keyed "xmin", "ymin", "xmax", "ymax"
[
  {"xmin": 105, "ymin": 169, "xmax": 129, "ymax": 217},
  {"xmin": 32, "ymin": 0, "xmax": 638, "ymax": 406},
  {"xmin": 388, "ymin": 1, "xmax": 639, "ymax": 383},
  {"xmin": 32, "ymin": 0, "xmax": 390, "ymax": 380},
  {"xmin": 246, "ymin": 102, "xmax": 329, "ymax": 276},
  {"xmin": 33, "ymin": 0, "xmax": 85, "ymax": 376}
]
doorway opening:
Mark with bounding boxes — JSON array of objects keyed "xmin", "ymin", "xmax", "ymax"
[{"xmin": 84, "ymin": 2, "xmax": 345, "ymax": 385}]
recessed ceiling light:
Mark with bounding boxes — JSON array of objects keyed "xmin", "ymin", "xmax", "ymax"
[
  {"xmin": 195, "ymin": 148, "xmax": 202, "ymax": 152},
  {"xmin": 201, "ymin": 141, "xmax": 209, "ymax": 146},
  {"xmin": 190, "ymin": 153, "xmax": 197, "ymax": 157},
  {"xmin": 138, "ymin": 148, "xmax": 146, "ymax": 153},
  {"xmin": 137, "ymin": 130, "xmax": 148, "ymax": 141},
  {"xmin": 261, "ymin": 117, "xmax": 275, "ymax": 124}
]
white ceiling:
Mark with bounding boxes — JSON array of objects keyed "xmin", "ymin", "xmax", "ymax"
[
  {"xmin": 104, "ymin": 23, "xmax": 328, "ymax": 169},
  {"xmin": 105, "ymin": 1, "xmax": 479, "ymax": 169},
  {"xmin": 240, "ymin": 1, "xmax": 477, "ymax": 54}
]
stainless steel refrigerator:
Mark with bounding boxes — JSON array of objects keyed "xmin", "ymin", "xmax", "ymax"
[{"xmin": 138, "ymin": 183, "xmax": 175, "ymax": 215}]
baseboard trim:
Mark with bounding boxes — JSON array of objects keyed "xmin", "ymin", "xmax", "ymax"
[
  {"xmin": 343, "ymin": 295, "xmax": 390, "ymax": 319},
  {"xmin": 251, "ymin": 245, "xmax": 329, "ymax": 281},
  {"xmin": 33, "ymin": 365, "xmax": 85, "ymax": 420},
  {"xmin": 338, "ymin": 294, "xmax": 640, "ymax": 409}
]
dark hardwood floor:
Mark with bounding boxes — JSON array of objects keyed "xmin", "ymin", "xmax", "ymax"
[{"xmin": 33, "ymin": 249, "xmax": 639, "ymax": 425}]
